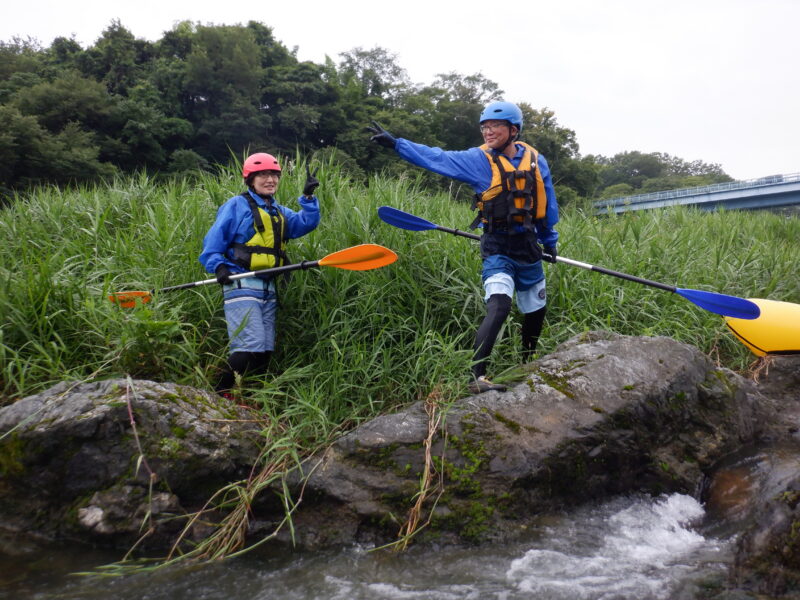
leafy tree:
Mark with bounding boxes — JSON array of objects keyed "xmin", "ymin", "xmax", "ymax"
[
  {"xmin": 338, "ymin": 46, "xmax": 410, "ymax": 105},
  {"xmin": 0, "ymin": 105, "xmax": 115, "ymax": 193},
  {"xmin": 184, "ymin": 25, "xmax": 263, "ymax": 116},
  {"xmin": 654, "ymin": 152, "xmax": 728, "ymax": 178},
  {"xmin": 420, "ymin": 72, "xmax": 502, "ymax": 150},
  {"xmin": 599, "ymin": 182, "xmax": 635, "ymax": 199},
  {"xmin": 246, "ymin": 21, "xmax": 294, "ymax": 69},
  {"xmin": 181, "ymin": 25, "xmax": 268, "ymax": 161},
  {"xmin": 45, "ymin": 37, "xmax": 84, "ymax": 72},
  {"xmin": 101, "ymin": 98, "xmax": 192, "ymax": 168},
  {"xmin": 12, "ymin": 71, "xmax": 113, "ymax": 132},
  {"xmin": 592, "ymin": 151, "xmax": 732, "ymax": 198},
  {"xmin": 49, "ymin": 122, "xmax": 118, "ymax": 182},
  {"xmin": 78, "ymin": 20, "xmax": 153, "ymax": 95},
  {"xmin": 157, "ymin": 21, "xmax": 195, "ymax": 61},
  {"xmin": 142, "ymin": 58, "xmax": 191, "ymax": 118},
  {"xmin": 263, "ymin": 61, "xmax": 341, "ymax": 151},
  {"xmin": 194, "ymin": 100, "xmax": 268, "ymax": 161},
  {"xmin": 0, "ymin": 105, "xmax": 48, "ymax": 189},
  {"xmin": 521, "ymin": 106, "xmax": 578, "ymax": 163},
  {"xmin": 595, "ymin": 151, "xmax": 668, "ymax": 190},
  {"xmin": 556, "ymin": 156, "xmax": 601, "ymax": 201},
  {"xmin": 167, "ymin": 149, "xmax": 209, "ymax": 173},
  {"xmin": 639, "ymin": 174, "xmax": 731, "ymax": 194},
  {"xmin": 0, "ymin": 72, "xmax": 42, "ymax": 104},
  {"xmin": 332, "ymin": 100, "xmax": 388, "ymax": 170},
  {"xmin": 0, "ymin": 37, "xmax": 42, "ymax": 81}
]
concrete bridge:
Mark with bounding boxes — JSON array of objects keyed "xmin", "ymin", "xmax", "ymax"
[{"xmin": 594, "ymin": 172, "xmax": 800, "ymax": 215}]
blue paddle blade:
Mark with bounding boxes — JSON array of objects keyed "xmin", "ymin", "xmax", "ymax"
[
  {"xmin": 378, "ymin": 206, "xmax": 437, "ymax": 231},
  {"xmin": 676, "ymin": 288, "xmax": 761, "ymax": 319}
]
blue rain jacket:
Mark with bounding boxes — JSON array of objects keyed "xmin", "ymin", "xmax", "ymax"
[
  {"xmin": 200, "ymin": 189, "xmax": 320, "ymax": 275},
  {"xmin": 395, "ymin": 139, "xmax": 559, "ymax": 247}
]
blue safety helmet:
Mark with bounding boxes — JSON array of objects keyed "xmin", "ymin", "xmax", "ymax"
[{"xmin": 479, "ymin": 101, "xmax": 523, "ymax": 132}]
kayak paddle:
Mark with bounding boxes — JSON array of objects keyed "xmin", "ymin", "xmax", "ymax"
[
  {"xmin": 377, "ymin": 206, "xmax": 760, "ymax": 320},
  {"xmin": 109, "ymin": 244, "xmax": 398, "ymax": 308}
]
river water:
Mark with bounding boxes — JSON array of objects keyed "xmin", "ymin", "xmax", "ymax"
[{"xmin": 3, "ymin": 492, "xmax": 736, "ymax": 600}]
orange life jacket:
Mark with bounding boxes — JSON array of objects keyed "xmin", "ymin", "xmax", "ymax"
[{"xmin": 471, "ymin": 141, "xmax": 547, "ymax": 233}]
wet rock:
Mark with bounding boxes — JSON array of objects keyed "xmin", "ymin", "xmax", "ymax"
[
  {"xmin": 731, "ymin": 472, "xmax": 800, "ymax": 597},
  {"xmin": 757, "ymin": 355, "xmax": 800, "ymax": 445},
  {"xmin": 77, "ymin": 486, "xmax": 181, "ymax": 536},
  {"xmin": 701, "ymin": 355, "xmax": 800, "ymax": 598},
  {"xmin": 0, "ymin": 333, "xmax": 794, "ymax": 576},
  {"xmin": 0, "ymin": 379, "xmax": 260, "ymax": 549},
  {"xmin": 756, "ymin": 355, "xmax": 800, "ymax": 404},
  {"xmin": 278, "ymin": 331, "xmax": 777, "ymax": 548}
]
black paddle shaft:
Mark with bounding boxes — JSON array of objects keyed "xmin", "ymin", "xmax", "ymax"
[
  {"xmin": 434, "ymin": 224, "xmax": 676, "ymax": 293},
  {"xmin": 434, "ymin": 225, "xmax": 480, "ymax": 241},
  {"xmin": 584, "ymin": 262, "xmax": 676, "ymax": 293},
  {"xmin": 158, "ymin": 260, "xmax": 322, "ymax": 293}
]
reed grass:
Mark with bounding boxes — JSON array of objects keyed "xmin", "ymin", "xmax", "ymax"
[
  {"xmin": 2, "ymin": 155, "xmax": 798, "ymax": 408},
  {"xmin": 1, "ymin": 153, "xmax": 797, "ymax": 565}
]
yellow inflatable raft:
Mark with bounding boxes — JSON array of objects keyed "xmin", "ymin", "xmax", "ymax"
[{"xmin": 725, "ymin": 298, "xmax": 800, "ymax": 356}]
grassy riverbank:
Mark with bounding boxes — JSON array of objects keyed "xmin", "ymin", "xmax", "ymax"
[{"xmin": 1, "ymin": 156, "xmax": 798, "ymax": 433}]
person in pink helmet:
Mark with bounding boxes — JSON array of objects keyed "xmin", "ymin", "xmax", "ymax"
[{"xmin": 199, "ymin": 153, "xmax": 320, "ymax": 399}]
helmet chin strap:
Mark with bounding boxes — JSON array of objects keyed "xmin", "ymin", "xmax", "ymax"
[{"xmin": 496, "ymin": 124, "xmax": 519, "ymax": 154}]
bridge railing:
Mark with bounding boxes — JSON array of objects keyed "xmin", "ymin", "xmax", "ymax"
[{"xmin": 595, "ymin": 172, "xmax": 800, "ymax": 209}]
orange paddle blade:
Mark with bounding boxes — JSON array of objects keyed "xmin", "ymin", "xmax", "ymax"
[
  {"xmin": 317, "ymin": 244, "xmax": 398, "ymax": 271},
  {"xmin": 108, "ymin": 291, "xmax": 153, "ymax": 308}
]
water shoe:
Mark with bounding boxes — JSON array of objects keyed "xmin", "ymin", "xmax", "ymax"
[{"xmin": 468, "ymin": 376, "xmax": 507, "ymax": 394}]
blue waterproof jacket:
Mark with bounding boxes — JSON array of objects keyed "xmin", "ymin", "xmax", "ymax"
[
  {"xmin": 199, "ymin": 189, "xmax": 320, "ymax": 275},
  {"xmin": 395, "ymin": 139, "xmax": 559, "ymax": 247}
]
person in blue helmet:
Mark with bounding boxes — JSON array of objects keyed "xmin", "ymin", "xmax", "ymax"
[
  {"xmin": 199, "ymin": 152, "xmax": 321, "ymax": 399},
  {"xmin": 368, "ymin": 101, "xmax": 559, "ymax": 394}
]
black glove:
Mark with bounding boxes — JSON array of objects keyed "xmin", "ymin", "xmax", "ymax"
[
  {"xmin": 543, "ymin": 246, "xmax": 557, "ymax": 263},
  {"xmin": 367, "ymin": 120, "xmax": 397, "ymax": 149},
  {"xmin": 215, "ymin": 264, "xmax": 234, "ymax": 285},
  {"xmin": 303, "ymin": 165, "xmax": 320, "ymax": 196}
]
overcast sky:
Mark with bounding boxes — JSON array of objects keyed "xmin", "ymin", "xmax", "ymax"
[{"xmin": 3, "ymin": 0, "xmax": 798, "ymax": 181}]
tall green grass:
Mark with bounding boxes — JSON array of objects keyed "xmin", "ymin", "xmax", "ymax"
[{"xmin": 1, "ymin": 155, "xmax": 798, "ymax": 434}]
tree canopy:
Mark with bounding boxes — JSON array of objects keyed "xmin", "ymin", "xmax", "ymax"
[{"xmin": 0, "ymin": 21, "xmax": 732, "ymax": 202}]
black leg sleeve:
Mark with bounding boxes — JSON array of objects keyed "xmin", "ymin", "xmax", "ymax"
[
  {"xmin": 472, "ymin": 294, "xmax": 512, "ymax": 379},
  {"xmin": 215, "ymin": 351, "xmax": 271, "ymax": 392},
  {"xmin": 521, "ymin": 306, "xmax": 546, "ymax": 362}
]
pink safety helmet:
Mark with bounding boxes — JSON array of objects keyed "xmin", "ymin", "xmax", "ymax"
[{"xmin": 242, "ymin": 153, "xmax": 281, "ymax": 179}]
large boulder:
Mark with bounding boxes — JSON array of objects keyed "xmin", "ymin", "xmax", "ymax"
[
  {"xmin": 276, "ymin": 331, "xmax": 778, "ymax": 548},
  {"xmin": 0, "ymin": 332, "xmax": 788, "ymax": 559},
  {"xmin": 0, "ymin": 379, "xmax": 260, "ymax": 549}
]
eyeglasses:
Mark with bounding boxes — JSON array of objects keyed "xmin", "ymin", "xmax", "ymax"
[
  {"xmin": 479, "ymin": 121, "xmax": 509, "ymax": 133},
  {"xmin": 254, "ymin": 171, "xmax": 281, "ymax": 180}
]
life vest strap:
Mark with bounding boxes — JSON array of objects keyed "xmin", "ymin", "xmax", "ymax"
[
  {"xmin": 243, "ymin": 192, "xmax": 266, "ymax": 233},
  {"xmin": 231, "ymin": 243, "xmax": 285, "ymax": 258},
  {"xmin": 469, "ymin": 213, "xmax": 482, "ymax": 230}
]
